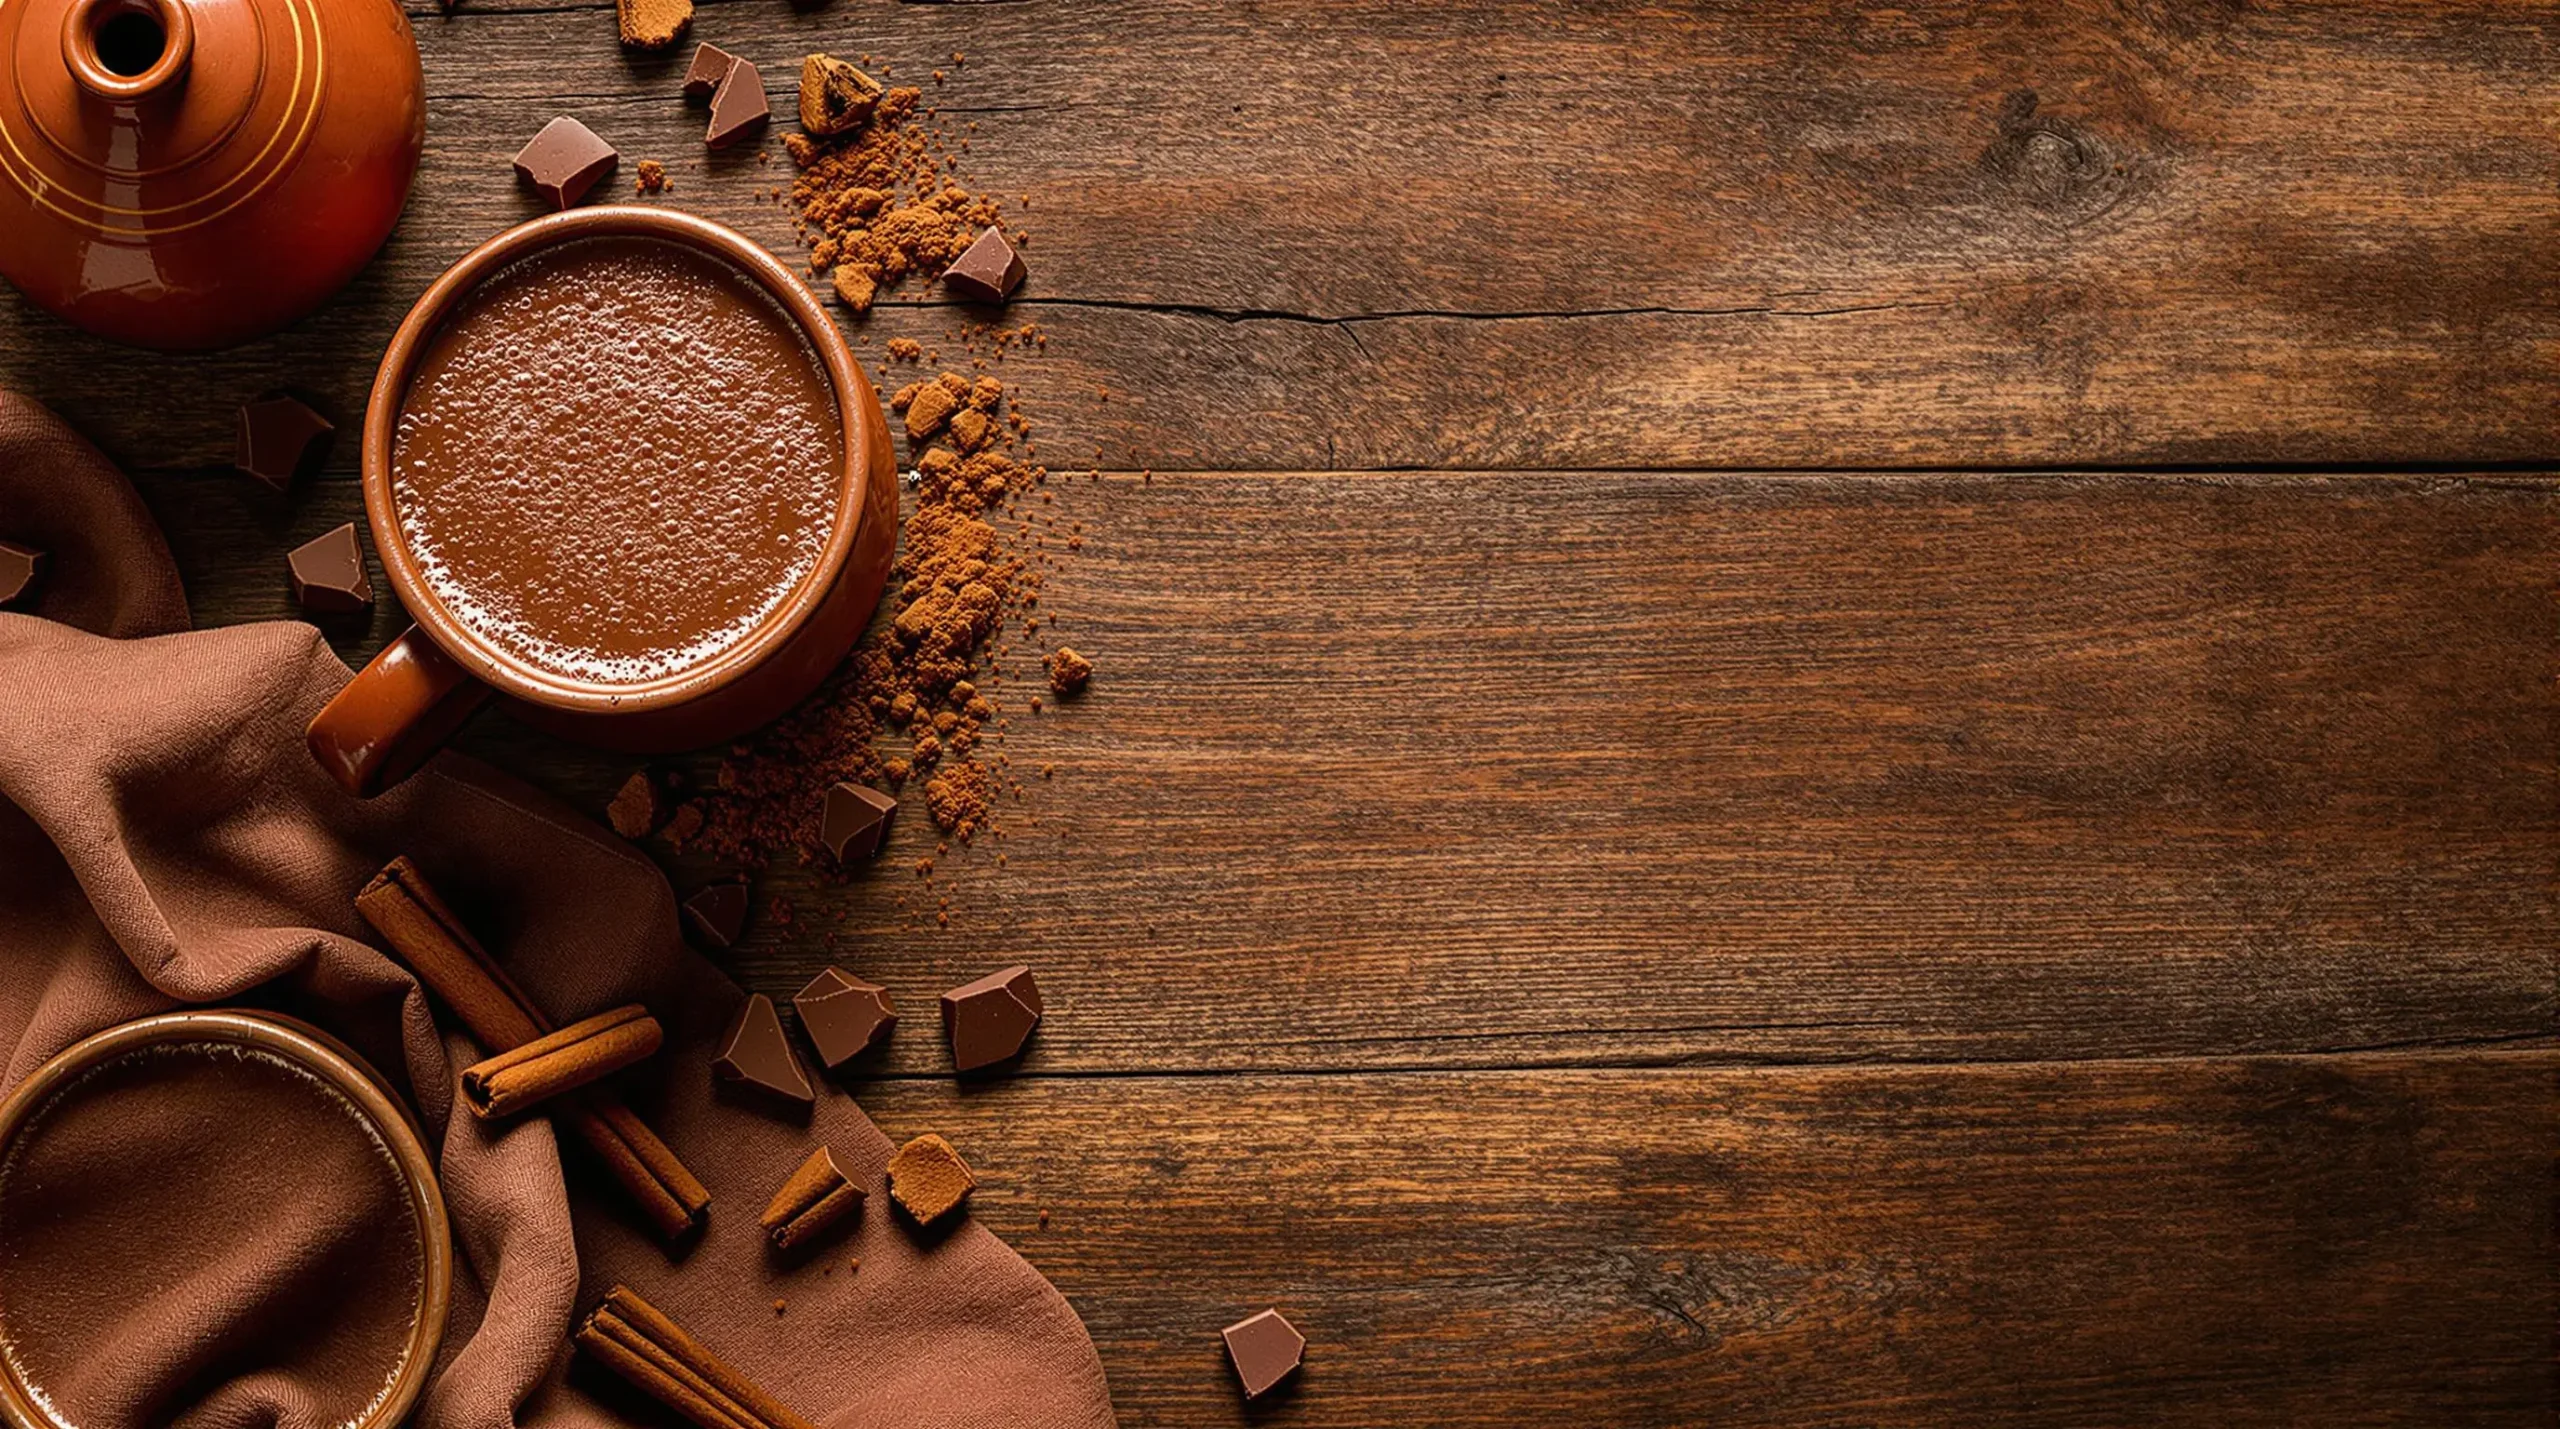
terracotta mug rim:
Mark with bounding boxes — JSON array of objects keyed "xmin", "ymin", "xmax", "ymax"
[
  {"xmin": 363, "ymin": 205, "xmax": 882, "ymax": 716},
  {"xmin": 0, "ymin": 1009, "xmax": 453, "ymax": 1429}
]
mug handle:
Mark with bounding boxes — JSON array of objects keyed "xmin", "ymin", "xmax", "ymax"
[{"xmin": 307, "ymin": 625, "xmax": 493, "ymax": 797}]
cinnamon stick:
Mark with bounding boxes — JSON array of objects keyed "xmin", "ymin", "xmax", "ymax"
[
  {"xmin": 758, "ymin": 1146, "xmax": 864, "ymax": 1250},
  {"xmin": 358, "ymin": 857, "xmax": 711, "ymax": 1239},
  {"xmin": 461, "ymin": 1003, "xmax": 663, "ymax": 1119},
  {"xmin": 576, "ymin": 1285, "xmax": 822, "ymax": 1429}
]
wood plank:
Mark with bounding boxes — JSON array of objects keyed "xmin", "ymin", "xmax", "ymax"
[
  {"xmin": 7, "ymin": 0, "xmax": 2554, "ymax": 470},
  {"xmin": 847, "ymin": 1052, "xmax": 2557, "ymax": 1427},
  {"xmin": 137, "ymin": 470, "xmax": 2560, "ymax": 1073}
]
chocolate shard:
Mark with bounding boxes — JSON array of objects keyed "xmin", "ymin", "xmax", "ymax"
[
  {"xmin": 706, "ymin": 58, "xmax": 770, "ymax": 149},
  {"xmin": 885, "ymin": 1133, "xmax": 974, "ymax": 1226},
  {"xmin": 941, "ymin": 965, "xmax": 1041, "ymax": 1073},
  {"xmin": 683, "ymin": 881, "xmax": 751, "ymax": 950},
  {"xmin": 798, "ymin": 53, "xmax": 882, "ymax": 136},
  {"xmin": 286, "ymin": 523, "xmax": 373, "ymax": 615},
  {"xmin": 820, "ymin": 782, "xmax": 896, "ymax": 862},
  {"xmin": 514, "ymin": 116, "xmax": 618, "ymax": 210},
  {"xmin": 234, "ymin": 394, "xmax": 333, "ymax": 491},
  {"xmin": 1222, "ymin": 1309, "xmax": 1306, "ymax": 1399},
  {"xmin": 713, "ymin": 993, "xmax": 812, "ymax": 1107},
  {"xmin": 940, "ymin": 227, "xmax": 1026, "ymax": 304},
  {"xmin": 0, "ymin": 541, "xmax": 47, "ymax": 609},
  {"xmin": 760, "ymin": 1145, "xmax": 865, "ymax": 1250},
  {"xmin": 616, "ymin": 0, "xmax": 689, "ymax": 50},
  {"xmin": 793, "ymin": 967, "xmax": 896, "ymax": 1068},
  {"xmin": 682, "ymin": 42, "xmax": 737, "ymax": 101}
]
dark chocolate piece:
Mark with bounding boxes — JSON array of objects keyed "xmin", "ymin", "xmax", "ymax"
[
  {"xmin": 514, "ymin": 116, "xmax": 618, "ymax": 210},
  {"xmin": 606, "ymin": 770, "xmax": 663, "ymax": 839},
  {"xmin": 941, "ymin": 964, "xmax": 1041, "ymax": 1073},
  {"xmin": 286, "ymin": 523, "xmax": 373, "ymax": 614},
  {"xmin": 683, "ymin": 881, "xmax": 751, "ymax": 949},
  {"xmin": 234, "ymin": 395, "xmax": 333, "ymax": 491},
  {"xmin": 797, "ymin": 53, "xmax": 881, "ymax": 136},
  {"xmin": 820, "ymin": 782, "xmax": 896, "ymax": 861},
  {"xmin": 683, "ymin": 42, "xmax": 736, "ymax": 101},
  {"xmin": 706, "ymin": 58, "xmax": 770, "ymax": 149},
  {"xmin": 760, "ymin": 1145, "xmax": 864, "ymax": 1250},
  {"xmin": 885, "ymin": 1134, "xmax": 974, "ymax": 1225},
  {"xmin": 793, "ymin": 968, "xmax": 896, "ymax": 1068},
  {"xmin": 0, "ymin": 541, "xmax": 46, "ymax": 609},
  {"xmin": 940, "ymin": 227, "xmax": 1026, "ymax": 303},
  {"xmin": 713, "ymin": 993, "xmax": 812, "ymax": 1106},
  {"xmin": 1222, "ymin": 1309, "xmax": 1305, "ymax": 1399}
]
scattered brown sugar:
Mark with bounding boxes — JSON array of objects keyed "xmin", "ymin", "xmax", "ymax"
[
  {"xmin": 695, "ymin": 370, "xmax": 1056, "ymax": 873},
  {"xmin": 779, "ymin": 83, "xmax": 1021, "ymax": 314},
  {"xmin": 606, "ymin": 771, "xmax": 663, "ymax": 839},
  {"xmin": 924, "ymin": 762, "xmax": 992, "ymax": 841},
  {"xmin": 659, "ymin": 802, "xmax": 704, "ymax": 848},
  {"xmin": 1046, "ymin": 647, "xmax": 1092, "ymax": 695},
  {"xmin": 682, "ymin": 58, "xmax": 1101, "ymax": 922},
  {"xmin": 634, "ymin": 159, "xmax": 670, "ymax": 194}
]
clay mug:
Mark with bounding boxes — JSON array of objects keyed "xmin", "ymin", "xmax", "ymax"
[
  {"xmin": 307, "ymin": 207, "xmax": 899, "ymax": 798},
  {"xmin": 0, "ymin": 1010, "xmax": 452, "ymax": 1429},
  {"xmin": 0, "ymin": 0, "xmax": 425, "ymax": 350}
]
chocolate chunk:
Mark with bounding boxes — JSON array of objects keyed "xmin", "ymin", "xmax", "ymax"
[
  {"xmin": 706, "ymin": 58, "xmax": 770, "ymax": 149},
  {"xmin": 682, "ymin": 881, "xmax": 750, "ymax": 949},
  {"xmin": 885, "ymin": 1134, "xmax": 974, "ymax": 1225},
  {"xmin": 286, "ymin": 523, "xmax": 373, "ymax": 614},
  {"xmin": 234, "ymin": 394, "xmax": 333, "ymax": 491},
  {"xmin": 713, "ymin": 993, "xmax": 812, "ymax": 1107},
  {"xmin": 0, "ymin": 541, "xmax": 47, "ymax": 609},
  {"xmin": 682, "ymin": 42, "xmax": 736, "ymax": 101},
  {"xmin": 616, "ymin": 0, "xmax": 689, "ymax": 50},
  {"xmin": 761, "ymin": 1145, "xmax": 864, "ymax": 1250},
  {"xmin": 606, "ymin": 771, "xmax": 663, "ymax": 839},
  {"xmin": 793, "ymin": 967, "xmax": 896, "ymax": 1067},
  {"xmin": 940, "ymin": 227, "xmax": 1026, "ymax": 304},
  {"xmin": 798, "ymin": 53, "xmax": 882, "ymax": 136},
  {"xmin": 513, "ymin": 116, "xmax": 618, "ymax": 210},
  {"xmin": 941, "ymin": 965, "xmax": 1041, "ymax": 1072},
  {"xmin": 821, "ymin": 782, "xmax": 896, "ymax": 861},
  {"xmin": 1222, "ymin": 1310, "xmax": 1305, "ymax": 1399}
]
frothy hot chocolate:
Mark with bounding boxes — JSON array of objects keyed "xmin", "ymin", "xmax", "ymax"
[{"xmin": 392, "ymin": 236, "xmax": 843, "ymax": 687}]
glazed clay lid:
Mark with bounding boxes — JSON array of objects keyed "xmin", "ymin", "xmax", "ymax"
[
  {"xmin": 0, "ymin": 0, "xmax": 423, "ymax": 349},
  {"xmin": 4, "ymin": 0, "xmax": 325, "ymax": 239}
]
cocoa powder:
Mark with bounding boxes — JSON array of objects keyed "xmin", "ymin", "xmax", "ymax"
[{"xmin": 685, "ymin": 56, "xmax": 1099, "ymax": 910}]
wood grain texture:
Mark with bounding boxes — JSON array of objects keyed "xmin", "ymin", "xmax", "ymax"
[
  {"xmin": 849, "ymin": 1051, "xmax": 2557, "ymax": 1427},
  {"xmin": 5, "ymin": 0, "xmax": 2554, "ymax": 470},
  {"xmin": 138, "ymin": 470, "xmax": 2560, "ymax": 1074}
]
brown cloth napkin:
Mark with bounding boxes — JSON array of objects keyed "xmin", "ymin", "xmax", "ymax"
[{"xmin": 0, "ymin": 392, "xmax": 1116, "ymax": 1429}]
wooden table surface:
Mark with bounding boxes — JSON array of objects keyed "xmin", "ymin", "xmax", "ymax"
[{"xmin": 4, "ymin": 1, "xmax": 2554, "ymax": 1423}]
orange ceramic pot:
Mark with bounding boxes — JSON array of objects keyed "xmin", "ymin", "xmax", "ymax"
[
  {"xmin": 306, "ymin": 207, "xmax": 900, "ymax": 798},
  {"xmin": 0, "ymin": 0, "xmax": 424, "ymax": 350}
]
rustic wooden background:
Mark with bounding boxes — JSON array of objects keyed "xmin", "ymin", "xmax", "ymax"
[{"xmin": 4, "ymin": 0, "xmax": 2554, "ymax": 1423}]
